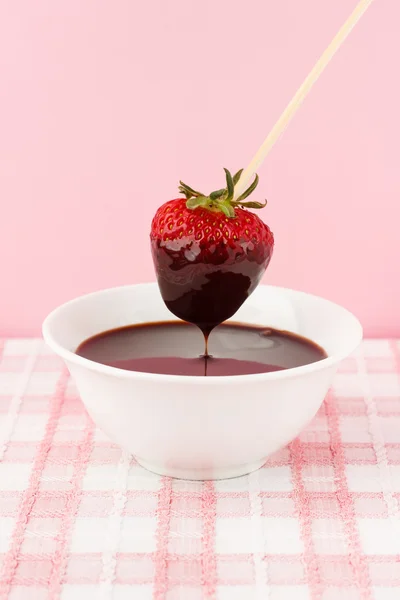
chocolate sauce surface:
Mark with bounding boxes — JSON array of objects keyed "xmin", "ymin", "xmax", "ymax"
[{"xmin": 76, "ymin": 321, "xmax": 326, "ymax": 377}]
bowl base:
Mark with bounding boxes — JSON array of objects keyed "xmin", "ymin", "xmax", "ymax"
[{"xmin": 135, "ymin": 457, "xmax": 266, "ymax": 480}]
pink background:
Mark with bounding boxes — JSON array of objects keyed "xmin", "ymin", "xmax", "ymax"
[{"xmin": 0, "ymin": 0, "xmax": 398, "ymax": 337}]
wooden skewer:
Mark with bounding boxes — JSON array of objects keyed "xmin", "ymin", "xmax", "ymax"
[{"xmin": 233, "ymin": 0, "xmax": 375, "ymax": 200}]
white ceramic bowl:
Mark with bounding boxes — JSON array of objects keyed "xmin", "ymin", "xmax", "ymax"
[{"xmin": 42, "ymin": 283, "xmax": 362, "ymax": 480}]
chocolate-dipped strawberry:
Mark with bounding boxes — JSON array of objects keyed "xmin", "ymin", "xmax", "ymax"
[{"xmin": 150, "ymin": 168, "xmax": 274, "ymax": 345}]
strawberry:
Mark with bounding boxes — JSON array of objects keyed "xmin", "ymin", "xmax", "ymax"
[{"xmin": 150, "ymin": 168, "xmax": 274, "ymax": 340}]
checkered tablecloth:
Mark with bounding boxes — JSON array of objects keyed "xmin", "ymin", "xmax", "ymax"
[{"xmin": 0, "ymin": 338, "xmax": 400, "ymax": 600}]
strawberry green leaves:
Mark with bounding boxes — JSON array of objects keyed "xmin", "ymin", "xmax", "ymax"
[
  {"xmin": 218, "ymin": 202, "xmax": 236, "ymax": 218},
  {"xmin": 182, "ymin": 168, "xmax": 266, "ymax": 218},
  {"xmin": 235, "ymin": 200, "xmax": 267, "ymax": 209},
  {"xmin": 233, "ymin": 169, "xmax": 243, "ymax": 185},
  {"xmin": 235, "ymin": 174, "xmax": 259, "ymax": 202},
  {"xmin": 186, "ymin": 196, "xmax": 211, "ymax": 210},
  {"xmin": 209, "ymin": 189, "xmax": 226, "ymax": 200},
  {"xmin": 179, "ymin": 181, "xmax": 204, "ymax": 200},
  {"xmin": 224, "ymin": 168, "xmax": 235, "ymax": 203}
]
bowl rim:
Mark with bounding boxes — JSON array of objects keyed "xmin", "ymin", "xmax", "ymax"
[{"xmin": 42, "ymin": 283, "xmax": 363, "ymax": 385}]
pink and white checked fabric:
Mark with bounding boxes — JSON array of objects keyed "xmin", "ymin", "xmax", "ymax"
[{"xmin": 0, "ymin": 339, "xmax": 400, "ymax": 600}]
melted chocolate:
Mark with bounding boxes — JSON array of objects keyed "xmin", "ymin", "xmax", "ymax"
[
  {"xmin": 151, "ymin": 236, "xmax": 272, "ymax": 349},
  {"xmin": 76, "ymin": 321, "xmax": 326, "ymax": 377}
]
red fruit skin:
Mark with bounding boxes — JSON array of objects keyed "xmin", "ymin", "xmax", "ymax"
[{"xmin": 150, "ymin": 198, "xmax": 274, "ymax": 335}]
